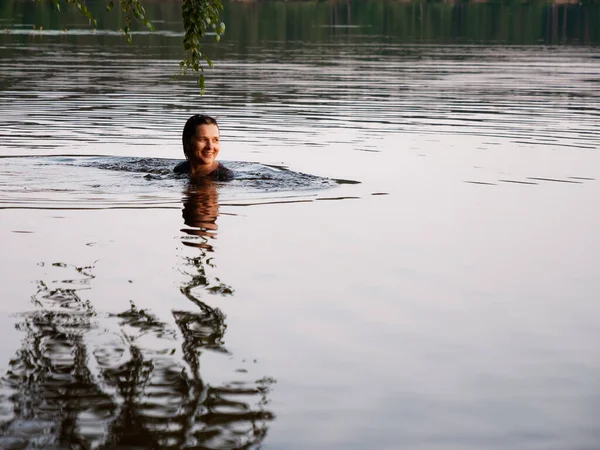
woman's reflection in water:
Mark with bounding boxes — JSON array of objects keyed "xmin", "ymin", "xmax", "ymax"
[
  {"xmin": 181, "ymin": 178, "xmax": 220, "ymax": 251},
  {"xmin": 181, "ymin": 179, "xmax": 234, "ymax": 298},
  {"xmin": 0, "ymin": 181, "xmax": 274, "ymax": 449}
]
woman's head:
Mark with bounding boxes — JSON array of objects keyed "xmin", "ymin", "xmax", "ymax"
[
  {"xmin": 182, "ymin": 114, "xmax": 219, "ymax": 157},
  {"xmin": 181, "ymin": 114, "xmax": 221, "ymax": 175}
]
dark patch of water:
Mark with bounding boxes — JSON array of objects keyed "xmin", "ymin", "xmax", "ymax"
[{"xmin": 70, "ymin": 156, "xmax": 343, "ymax": 190}]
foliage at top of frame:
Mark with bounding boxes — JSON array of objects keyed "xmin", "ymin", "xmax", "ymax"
[{"xmin": 43, "ymin": 0, "xmax": 225, "ymax": 94}]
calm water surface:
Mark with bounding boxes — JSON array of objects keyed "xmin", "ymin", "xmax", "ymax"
[{"xmin": 0, "ymin": 1, "xmax": 599, "ymax": 449}]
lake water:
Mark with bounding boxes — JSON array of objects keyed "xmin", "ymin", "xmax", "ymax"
[{"xmin": 1, "ymin": 1, "xmax": 599, "ymax": 449}]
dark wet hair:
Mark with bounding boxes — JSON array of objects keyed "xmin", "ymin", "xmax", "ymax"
[{"xmin": 182, "ymin": 114, "xmax": 219, "ymax": 157}]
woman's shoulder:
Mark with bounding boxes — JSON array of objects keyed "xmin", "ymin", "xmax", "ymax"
[
  {"xmin": 173, "ymin": 160, "xmax": 190, "ymax": 174},
  {"xmin": 211, "ymin": 163, "xmax": 235, "ymax": 181}
]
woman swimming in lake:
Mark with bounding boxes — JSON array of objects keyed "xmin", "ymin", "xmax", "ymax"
[{"xmin": 174, "ymin": 114, "xmax": 234, "ymax": 181}]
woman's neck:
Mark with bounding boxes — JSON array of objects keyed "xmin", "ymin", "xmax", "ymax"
[{"xmin": 189, "ymin": 161, "xmax": 218, "ymax": 177}]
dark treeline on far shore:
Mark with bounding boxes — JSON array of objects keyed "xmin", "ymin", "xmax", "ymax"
[{"xmin": 1, "ymin": 0, "xmax": 599, "ymax": 47}]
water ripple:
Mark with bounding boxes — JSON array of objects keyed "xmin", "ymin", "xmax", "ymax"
[
  {"xmin": 0, "ymin": 156, "xmax": 345, "ymax": 210},
  {"xmin": 1, "ymin": 43, "xmax": 598, "ymax": 158}
]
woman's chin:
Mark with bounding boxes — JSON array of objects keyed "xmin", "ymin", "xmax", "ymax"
[{"xmin": 200, "ymin": 155, "xmax": 217, "ymax": 165}]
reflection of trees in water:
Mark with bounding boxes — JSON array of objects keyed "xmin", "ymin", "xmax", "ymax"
[
  {"xmin": 0, "ymin": 181, "xmax": 274, "ymax": 449},
  {"xmin": 0, "ymin": 265, "xmax": 116, "ymax": 449}
]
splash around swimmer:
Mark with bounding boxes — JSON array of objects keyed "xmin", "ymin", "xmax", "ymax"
[{"xmin": 174, "ymin": 114, "xmax": 234, "ymax": 181}]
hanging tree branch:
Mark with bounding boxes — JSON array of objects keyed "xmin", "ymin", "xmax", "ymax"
[
  {"xmin": 105, "ymin": 0, "xmax": 155, "ymax": 44},
  {"xmin": 181, "ymin": 0, "xmax": 225, "ymax": 94},
  {"xmin": 43, "ymin": 0, "xmax": 225, "ymax": 94}
]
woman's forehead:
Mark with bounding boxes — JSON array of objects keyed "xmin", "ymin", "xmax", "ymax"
[{"xmin": 195, "ymin": 123, "xmax": 219, "ymax": 136}]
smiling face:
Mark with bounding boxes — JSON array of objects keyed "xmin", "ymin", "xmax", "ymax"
[{"xmin": 185, "ymin": 123, "xmax": 220, "ymax": 171}]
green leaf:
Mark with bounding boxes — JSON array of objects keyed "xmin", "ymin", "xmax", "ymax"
[
  {"xmin": 198, "ymin": 74, "xmax": 205, "ymax": 94},
  {"xmin": 106, "ymin": 0, "xmax": 114, "ymax": 12}
]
